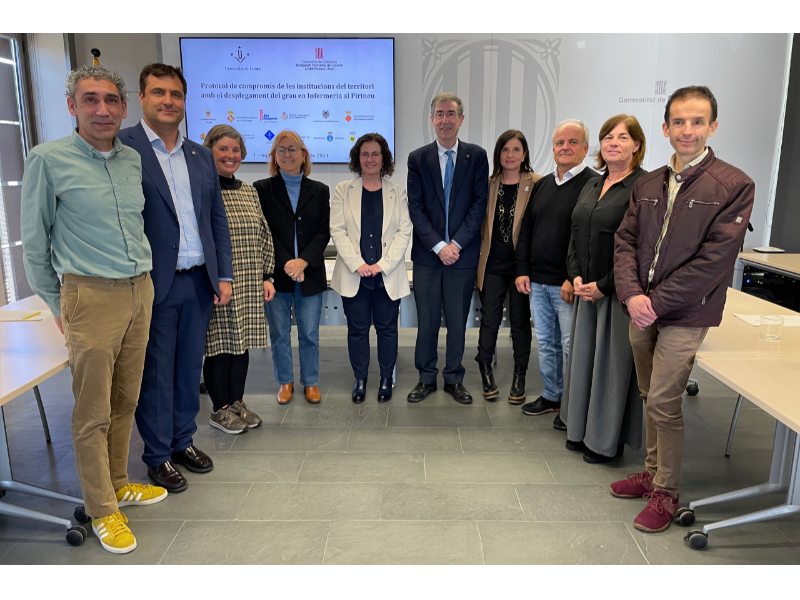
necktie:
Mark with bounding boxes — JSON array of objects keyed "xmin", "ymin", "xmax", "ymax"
[{"xmin": 444, "ymin": 150, "xmax": 454, "ymax": 243}]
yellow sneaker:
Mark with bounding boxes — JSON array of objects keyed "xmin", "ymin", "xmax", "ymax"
[
  {"xmin": 116, "ymin": 483, "xmax": 168, "ymax": 507},
  {"xmin": 92, "ymin": 510, "xmax": 137, "ymax": 554}
]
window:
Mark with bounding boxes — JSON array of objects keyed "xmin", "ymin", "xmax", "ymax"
[{"xmin": 0, "ymin": 34, "xmax": 33, "ymax": 304}]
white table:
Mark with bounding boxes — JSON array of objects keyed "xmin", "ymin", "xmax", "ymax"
[
  {"xmin": 0, "ymin": 296, "xmax": 88, "ymax": 546},
  {"xmin": 680, "ymin": 288, "xmax": 800, "ymax": 549}
]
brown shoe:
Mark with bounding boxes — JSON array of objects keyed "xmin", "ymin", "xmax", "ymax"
[
  {"xmin": 277, "ymin": 383, "xmax": 293, "ymax": 404},
  {"xmin": 304, "ymin": 386, "xmax": 321, "ymax": 403}
]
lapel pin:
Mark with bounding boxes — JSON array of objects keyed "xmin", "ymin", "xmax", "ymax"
[
  {"xmin": 192, "ymin": 150, "xmax": 196, "ymax": 155},
  {"xmin": 525, "ymin": 187, "xmax": 529, "ymax": 192}
]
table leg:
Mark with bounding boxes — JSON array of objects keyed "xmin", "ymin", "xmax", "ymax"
[
  {"xmin": 689, "ymin": 421, "xmax": 794, "ymax": 512},
  {"xmin": 33, "ymin": 385, "xmax": 52, "ymax": 443}
]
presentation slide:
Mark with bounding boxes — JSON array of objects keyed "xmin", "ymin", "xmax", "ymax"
[{"xmin": 180, "ymin": 38, "xmax": 395, "ymax": 163}]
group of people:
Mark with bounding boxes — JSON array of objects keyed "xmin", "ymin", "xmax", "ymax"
[{"xmin": 20, "ymin": 58, "xmax": 754, "ymax": 555}]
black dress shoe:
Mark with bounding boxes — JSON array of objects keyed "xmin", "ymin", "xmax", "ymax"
[
  {"xmin": 147, "ymin": 461, "xmax": 188, "ymax": 493},
  {"xmin": 476, "ymin": 361, "xmax": 498, "ymax": 400},
  {"xmin": 171, "ymin": 445, "xmax": 214, "ymax": 473},
  {"xmin": 508, "ymin": 366, "xmax": 526, "ymax": 404},
  {"xmin": 443, "ymin": 383, "xmax": 473, "ymax": 404},
  {"xmin": 583, "ymin": 444, "xmax": 624, "ymax": 464},
  {"xmin": 377, "ymin": 377, "xmax": 393, "ymax": 403},
  {"xmin": 352, "ymin": 378, "xmax": 367, "ymax": 404},
  {"xmin": 407, "ymin": 382, "xmax": 437, "ymax": 402},
  {"xmin": 553, "ymin": 414, "xmax": 567, "ymax": 431},
  {"xmin": 565, "ymin": 439, "xmax": 586, "ymax": 452}
]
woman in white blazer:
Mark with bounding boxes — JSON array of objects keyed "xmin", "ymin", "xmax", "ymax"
[{"xmin": 330, "ymin": 133, "xmax": 412, "ymax": 403}]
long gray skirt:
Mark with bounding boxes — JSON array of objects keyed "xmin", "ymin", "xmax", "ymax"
[{"xmin": 561, "ymin": 292, "xmax": 643, "ymax": 457}]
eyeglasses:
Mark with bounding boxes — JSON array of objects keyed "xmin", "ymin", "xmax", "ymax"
[
  {"xmin": 433, "ymin": 110, "xmax": 459, "ymax": 120},
  {"xmin": 276, "ymin": 146, "xmax": 300, "ymax": 156}
]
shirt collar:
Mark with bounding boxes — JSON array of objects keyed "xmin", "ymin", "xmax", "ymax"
[
  {"xmin": 70, "ymin": 128, "xmax": 124, "ymax": 159},
  {"xmin": 141, "ymin": 118, "xmax": 184, "ymax": 152},
  {"xmin": 668, "ymin": 147, "xmax": 708, "ymax": 174},
  {"xmin": 437, "ymin": 138, "xmax": 459, "ymax": 158},
  {"xmin": 553, "ymin": 162, "xmax": 587, "ymax": 182}
]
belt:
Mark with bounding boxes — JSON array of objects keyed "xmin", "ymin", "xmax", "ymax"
[{"xmin": 176, "ymin": 265, "xmax": 201, "ymax": 274}]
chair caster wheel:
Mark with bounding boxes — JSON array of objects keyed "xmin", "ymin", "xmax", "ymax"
[
  {"xmin": 684, "ymin": 529, "xmax": 708, "ymax": 550},
  {"xmin": 74, "ymin": 505, "xmax": 91, "ymax": 524},
  {"xmin": 685, "ymin": 384, "xmax": 699, "ymax": 396},
  {"xmin": 674, "ymin": 507, "xmax": 695, "ymax": 526},
  {"xmin": 66, "ymin": 525, "xmax": 87, "ymax": 546}
]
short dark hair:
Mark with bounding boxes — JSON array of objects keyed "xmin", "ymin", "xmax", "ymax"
[
  {"xmin": 594, "ymin": 114, "xmax": 647, "ymax": 172},
  {"xmin": 348, "ymin": 133, "xmax": 395, "ymax": 177},
  {"xmin": 139, "ymin": 63, "xmax": 187, "ymax": 96},
  {"xmin": 664, "ymin": 85, "xmax": 718, "ymax": 124},
  {"xmin": 490, "ymin": 130, "xmax": 533, "ymax": 179}
]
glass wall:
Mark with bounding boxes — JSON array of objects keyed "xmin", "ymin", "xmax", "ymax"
[{"xmin": 0, "ymin": 34, "xmax": 33, "ymax": 304}]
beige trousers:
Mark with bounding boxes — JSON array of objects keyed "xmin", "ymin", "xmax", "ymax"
[
  {"xmin": 629, "ymin": 323, "xmax": 708, "ymax": 497},
  {"xmin": 61, "ymin": 272, "xmax": 154, "ymax": 518}
]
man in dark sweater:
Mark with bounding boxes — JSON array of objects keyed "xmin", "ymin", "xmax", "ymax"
[{"xmin": 515, "ymin": 119, "xmax": 595, "ymax": 426}]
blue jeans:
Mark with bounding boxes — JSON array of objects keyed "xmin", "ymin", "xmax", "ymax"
[
  {"xmin": 530, "ymin": 283, "xmax": 573, "ymax": 403},
  {"xmin": 264, "ymin": 283, "xmax": 323, "ymax": 387}
]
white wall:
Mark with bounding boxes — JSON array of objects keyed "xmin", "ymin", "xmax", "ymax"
[{"xmin": 28, "ymin": 33, "xmax": 74, "ymax": 143}]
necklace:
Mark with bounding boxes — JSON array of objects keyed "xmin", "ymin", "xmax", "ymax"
[
  {"xmin": 606, "ymin": 170, "xmax": 631, "ymax": 183},
  {"xmin": 497, "ymin": 183, "xmax": 518, "ymax": 243}
]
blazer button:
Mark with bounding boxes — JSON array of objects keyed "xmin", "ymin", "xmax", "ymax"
[
  {"xmin": 298, "ymin": 216, "xmax": 302, "ymax": 221},
  {"xmin": 173, "ymin": 244, "xmax": 178, "ymax": 249},
  {"xmin": 383, "ymin": 243, "xmax": 386, "ymax": 247}
]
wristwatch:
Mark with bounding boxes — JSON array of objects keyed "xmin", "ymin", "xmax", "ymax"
[{"xmin": 267, "ymin": 277, "xmax": 275, "ymax": 283}]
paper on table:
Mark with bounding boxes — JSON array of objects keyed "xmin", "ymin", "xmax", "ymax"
[
  {"xmin": 734, "ymin": 313, "xmax": 800, "ymax": 327},
  {"xmin": 0, "ymin": 309, "xmax": 53, "ymax": 322}
]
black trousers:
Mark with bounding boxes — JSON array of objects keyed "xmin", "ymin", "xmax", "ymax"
[
  {"xmin": 341, "ymin": 284, "xmax": 400, "ymax": 380},
  {"xmin": 203, "ymin": 350, "xmax": 250, "ymax": 412},
  {"xmin": 476, "ymin": 271, "xmax": 532, "ymax": 369},
  {"xmin": 413, "ymin": 262, "xmax": 477, "ymax": 385}
]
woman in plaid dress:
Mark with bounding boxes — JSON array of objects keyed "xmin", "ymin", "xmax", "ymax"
[{"xmin": 202, "ymin": 125, "xmax": 276, "ymax": 434}]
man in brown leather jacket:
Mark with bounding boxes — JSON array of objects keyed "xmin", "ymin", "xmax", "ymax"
[{"xmin": 610, "ymin": 86, "xmax": 755, "ymax": 533}]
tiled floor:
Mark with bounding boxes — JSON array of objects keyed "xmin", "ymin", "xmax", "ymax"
[{"xmin": 1, "ymin": 327, "xmax": 799, "ymax": 564}]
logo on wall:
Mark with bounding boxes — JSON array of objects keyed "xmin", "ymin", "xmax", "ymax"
[
  {"xmin": 205, "ymin": 109, "xmax": 211, "ymax": 117},
  {"xmin": 200, "ymin": 132, "xmax": 206, "ymax": 140},
  {"xmin": 315, "ymin": 48, "xmax": 324, "ymax": 59},
  {"xmin": 345, "ymin": 111, "xmax": 352, "ymax": 122},
  {"xmin": 227, "ymin": 111, "xmax": 235, "ymax": 123},
  {"xmin": 326, "ymin": 132, "xmax": 333, "ymax": 142},
  {"xmin": 322, "ymin": 110, "xmax": 330, "ymax": 119},
  {"xmin": 231, "ymin": 46, "xmax": 249, "ymax": 63},
  {"xmin": 281, "ymin": 112, "xmax": 288, "ymax": 120},
  {"xmin": 655, "ymin": 80, "xmax": 668, "ymax": 95},
  {"xmin": 420, "ymin": 37, "xmax": 560, "ymax": 174},
  {"xmin": 349, "ymin": 131, "xmax": 356, "ymax": 142},
  {"xmin": 265, "ymin": 130, "xmax": 275, "ymax": 141}
]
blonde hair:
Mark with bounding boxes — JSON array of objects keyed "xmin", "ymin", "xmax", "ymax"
[{"xmin": 268, "ymin": 130, "xmax": 312, "ymax": 177}]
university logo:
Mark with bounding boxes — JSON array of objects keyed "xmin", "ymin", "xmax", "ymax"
[
  {"xmin": 315, "ymin": 48, "xmax": 324, "ymax": 59},
  {"xmin": 281, "ymin": 112, "xmax": 288, "ymax": 120},
  {"xmin": 349, "ymin": 131, "xmax": 356, "ymax": 142},
  {"xmin": 205, "ymin": 109, "xmax": 211, "ymax": 117},
  {"xmin": 345, "ymin": 110, "xmax": 352, "ymax": 122},
  {"xmin": 655, "ymin": 80, "xmax": 668, "ymax": 95},
  {"xmin": 421, "ymin": 38, "xmax": 560, "ymax": 174},
  {"xmin": 322, "ymin": 110, "xmax": 330, "ymax": 119},
  {"xmin": 227, "ymin": 111, "xmax": 235, "ymax": 123},
  {"xmin": 326, "ymin": 132, "xmax": 333, "ymax": 142},
  {"xmin": 265, "ymin": 130, "xmax": 275, "ymax": 141},
  {"xmin": 231, "ymin": 46, "xmax": 249, "ymax": 63},
  {"xmin": 200, "ymin": 132, "xmax": 206, "ymax": 140}
]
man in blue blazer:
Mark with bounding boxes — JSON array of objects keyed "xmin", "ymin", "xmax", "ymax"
[
  {"xmin": 118, "ymin": 64, "xmax": 233, "ymax": 492},
  {"xmin": 407, "ymin": 92, "xmax": 489, "ymax": 404}
]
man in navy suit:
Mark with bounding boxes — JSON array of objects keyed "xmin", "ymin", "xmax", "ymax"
[
  {"xmin": 118, "ymin": 64, "xmax": 233, "ymax": 492},
  {"xmin": 407, "ymin": 92, "xmax": 489, "ymax": 404}
]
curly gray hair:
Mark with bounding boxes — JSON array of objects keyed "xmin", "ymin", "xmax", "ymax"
[{"xmin": 65, "ymin": 64, "xmax": 128, "ymax": 102}]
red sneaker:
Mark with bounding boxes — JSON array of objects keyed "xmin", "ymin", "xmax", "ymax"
[
  {"xmin": 609, "ymin": 471, "xmax": 654, "ymax": 498},
  {"xmin": 633, "ymin": 490, "xmax": 679, "ymax": 533}
]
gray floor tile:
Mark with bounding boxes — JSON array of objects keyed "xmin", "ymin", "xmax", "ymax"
[
  {"xmin": 486, "ymin": 405, "xmax": 557, "ymax": 428},
  {"xmin": 230, "ymin": 426, "xmax": 349, "ymax": 451},
  {"xmin": 298, "ymin": 452, "xmax": 424, "ymax": 483},
  {"xmin": 347, "ymin": 427, "xmax": 462, "ymax": 452},
  {"xmin": 381, "ymin": 483, "xmax": 524, "ymax": 521},
  {"xmin": 323, "ymin": 520, "xmax": 484, "ymax": 564},
  {"xmin": 237, "ymin": 483, "xmax": 382, "ymax": 520},
  {"xmin": 180, "ymin": 451, "xmax": 306, "ymax": 483},
  {"xmin": 515, "ymin": 484, "xmax": 644, "ymax": 522},
  {"xmin": 0, "ymin": 520, "xmax": 184, "ymax": 565},
  {"xmin": 6, "ymin": 426, "xmax": 75, "ymax": 454},
  {"xmin": 281, "ymin": 405, "xmax": 388, "ymax": 427},
  {"xmin": 425, "ymin": 453, "xmax": 554, "ymax": 484},
  {"xmin": 8, "ymin": 449, "xmax": 70, "ymax": 484},
  {"xmin": 160, "ymin": 520, "xmax": 330, "ymax": 564},
  {"xmin": 479, "ymin": 521, "xmax": 648, "ymax": 564},
  {"xmin": 543, "ymin": 451, "xmax": 647, "ymax": 485},
  {"xmin": 191, "ymin": 424, "xmax": 239, "ymax": 452},
  {"xmin": 387, "ymin": 406, "xmax": 492, "ymax": 428},
  {"xmin": 35, "ymin": 452, "xmax": 79, "ymax": 485},
  {"xmin": 626, "ymin": 522, "xmax": 800, "ymax": 564},
  {"xmin": 459, "ymin": 427, "xmax": 569, "ymax": 453},
  {"xmin": 123, "ymin": 482, "xmax": 251, "ymax": 521}
]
